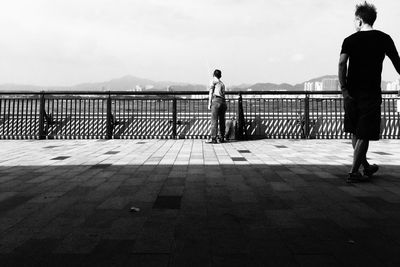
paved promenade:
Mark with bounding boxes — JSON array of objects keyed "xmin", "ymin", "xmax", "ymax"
[{"xmin": 1, "ymin": 139, "xmax": 400, "ymax": 266}]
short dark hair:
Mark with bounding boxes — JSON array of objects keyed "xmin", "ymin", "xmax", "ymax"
[
  {"xmin": 355, "ymin": 1, "xmax": 377, "ymax": 26},
  {"xmin": 213, "ymin": 69, "xmax": 222, "ymax": 79}
]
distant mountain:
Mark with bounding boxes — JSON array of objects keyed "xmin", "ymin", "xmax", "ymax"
[
  {"xmin": 73, "ymin": 75, "xmax": 156, "ymax": 91},
  {"xmin": 0, "ymin": 75, "xmax": 207, "ymax": 92},
  {"xmin": 305, "ymin": 75, "xmax": 338, "ymax": 83},
  {"xmin": 232, "ymin": 82, "xmax": 303, "ymax": 91},
  {"xmin": 0, "ymin": 83, "xmax": 42, "ymax": 91},
  {"xmin": 233, "ymin": 83, "xmax": 253, "ymax": 89},
  {"xmin": 0, "ymin": 74, "xmax": 390, "ymax": 92},
  {"xmin": 69, "ymin": 75, "xmax": 207, "ymax": 91}
]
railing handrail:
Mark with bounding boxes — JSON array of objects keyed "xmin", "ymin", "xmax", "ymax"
[{"xmin": 0, "ymin": 90, "xmax": 398, "ymax": 95}]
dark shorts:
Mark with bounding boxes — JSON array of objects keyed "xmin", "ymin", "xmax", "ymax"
[{"xmin": 343, "ymin": 96, "xmax": 382, "ymax": 140}]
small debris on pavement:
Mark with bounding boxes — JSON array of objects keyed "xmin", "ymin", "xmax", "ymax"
[{"xmin": 130, "ymin": 206, "xmax": 140, "ymax": 212}]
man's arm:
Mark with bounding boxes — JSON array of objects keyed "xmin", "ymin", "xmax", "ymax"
[
  {"xmin": 338, "ymin": 53, "xmax": 351, "ymax": 99},
  {"xmin": 208, "ymin": 81, "xmax": 214, "ymax": 110},
  {"xmin": 208, "ymin": 89, "xmax": 213, "ymax": 110},
  {"xmin": 386, "ymin": 36, "xmax": 400, "ymax": 75}
]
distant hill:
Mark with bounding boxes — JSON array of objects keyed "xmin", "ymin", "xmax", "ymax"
[
  {"xmin": 231, "ymin": 82, "xmax": 303, "ymax": 91},
  {"xmin": 0, "ymin": 74, "xmax": 390, "ymax": 92},
  {"xmin": 305, "ymin": 75, "xmax": 338, "ymax": 83},
  {"xmin": 229, "ymin": 76, "xmax": 341, "ymax": 91},
  {"xmin": 0, "ymin": 75, "xmax": 206, "ymax": 92},
  {"xmin": 0, "ymin": 83, "xmax": 42, "ymax": 91}
]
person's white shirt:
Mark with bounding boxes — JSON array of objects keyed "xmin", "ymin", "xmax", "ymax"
[{"xmin": 209, "ymin": 77, "xmax": 225, "ymax": 99}]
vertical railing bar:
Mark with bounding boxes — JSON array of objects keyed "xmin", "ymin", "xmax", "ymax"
[
  {"xmin": 33, "ymin": 98, "xmax": 37, "ymax": 137},
  {"xmin": 95, "ymin": 98, "xmax": 99, "ymax": 137},
  {"xmin": 172, "ymin": 98, "xmax": 177, "ymax": 139},
  {"xmin": 16, "ymin": 98, "xmax": 21, "ymax": 136},
  {"xmin": 10, "ymin": 98, "xmax": 15, "ymax": 136},
  {"xmin": 289, "ymin": 98, "xmax": 292, "ymax": 138},
  {"xmin": 382, "ymin": 97, "xmax": 386, "ymax": 139},
  {"xmin": 304, "ymin": 93, "xmax": 310, "ymax": 139},
  {"xmin": 83, "ymin": 98, "xmax": 87, "ymax": 137},
  {"xmin": 67, "ymin": 99, "xmax": 71, "ymax": 137},
  {"xmin": 158, "ymin": 98, "xmax": 161, "ymax": 138},
  {"xmin": 6, "ymin": 98, "xmax": 10, "ymax": 136},
  {"xmin": 60, "ymin": 98, "xmax": 64, "ymax": 137},
  {"xmin": 29, "ymin": 98, "xmax": 33, "ymax": 136},
  {"xmin": 0, "ymin": 98, "xmax": 2, "ymax": 136},
  {"xmin": 43, "ymin": 96, "xmax": 48, "ymax": 137},
  {"xmin": 78, "ymin": 98, "xmax": 82, "ymax": 137},
  {"xmin": 38, "ymin": 93, "xmax": 45, "ymax": 139},
  {"xmin": 22, "ymin": 98, "xmax": 26, "ymax": 137},
  {"xmin": 72, "ymin": 99, "xmax": 76, "ymax": 137}
]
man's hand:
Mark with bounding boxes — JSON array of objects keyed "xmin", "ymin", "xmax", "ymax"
[{"xmin": 342, "ymin": 89, "xmax": 353, "ymax": 100}]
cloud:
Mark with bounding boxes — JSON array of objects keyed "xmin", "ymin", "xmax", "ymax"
[
  {"xmin": 291, "ymin": 53, "xmax": 305, "ymax": 62},
  {"xmin": 0, "ymin": 0, "xmax": 399, "ymax": 85}
]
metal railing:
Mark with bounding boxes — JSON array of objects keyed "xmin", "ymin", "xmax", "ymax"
[{"xmin": 0, "ymin": 90, "xmax": 399, "ymax": 139}]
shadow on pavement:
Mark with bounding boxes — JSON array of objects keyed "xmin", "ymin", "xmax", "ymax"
[{"xmin": 1, "ymin": 163, "xmax": 400, "ymax": 266}]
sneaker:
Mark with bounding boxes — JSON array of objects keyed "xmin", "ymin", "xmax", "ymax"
[
  {"xmin": 217, "ymin": 137, "xmax": 225, "ymax": 143},
  {"xmin": 363, "ymin": 164, "xmax": 379, "ymax": 177},
  {"xmin": 346, "ymin": 172, "xmax": 370, "ymax": 183},
  {"xmin": 205, "ymin": 138, "xmax": 217, "ymax": 144}
]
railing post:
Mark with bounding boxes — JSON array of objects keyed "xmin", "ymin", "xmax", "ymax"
[
  {"xmin": 304, "ymin": 93, "xmax": 310, "ymax": 139},
  {"xmin": 172, "ymin": 98, "xmax": 177, "ymax": 139},
  {"xmin": 237, "ymin": 93, "xmax": 246, "ymax": 140},
  {"xmin": 106, "ymin": 92, "xmax": 113, "ymax": 139},
  {"xmin": 38, "ymin": 91, "xmax": 46, "ymax": 139}
]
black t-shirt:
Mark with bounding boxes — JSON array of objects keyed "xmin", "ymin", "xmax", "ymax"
[{"xmin": 341, "ymin": 30, "xmax": 400, "ymax": 97}]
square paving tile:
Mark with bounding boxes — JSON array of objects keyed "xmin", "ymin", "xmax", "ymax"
[
  {"xmin": 51, "ymin": 156, "xmax": 70, "ymax": 160},
  {"xmin": 1, "ymin": 139, "xmax": 400, "ymax": 266},
  {"xmin": 153, "ymin": 196, "xmax": 182, "ymax": 209},
  {"xmin": 373, "ymin": 151, "xmax": 392, "ymax": 155},
  {"xmin": 44, "ymin": 146, "xmax": 58, "ymax": 149},
  {"xmin": 104, "ymin": 151, "xmax": 120, "ymax": 155},
  {"xmin": 91, "ymin": 164, "xmax": 112, "ymax": 169},
  {"xmin": 231, "ymin": 157, "xmax": 247, "ymax": 162}
]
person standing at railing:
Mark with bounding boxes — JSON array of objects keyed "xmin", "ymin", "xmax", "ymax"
[
  {"xmin": 206, "ymin": 69, "xmax": 227, "ymax": 144},
  {"xmin": 338, "ymin": 2, "xmax": 400, "ymax": 183}
]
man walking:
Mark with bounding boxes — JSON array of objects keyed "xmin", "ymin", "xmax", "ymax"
[
  {"xmin": 338, "ymin": 2, "xmax": 400, "ymax": 182},
  {"xmin": 206, "ymin": 69, "xmax": 227, "ymax": 144}
]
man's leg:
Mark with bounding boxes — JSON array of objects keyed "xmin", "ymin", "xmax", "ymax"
[
  {"xmin": 351, "ymin": 135, "xmax": 370, "ymax": 169},
  {"xmin": 218, "ymin": 103, "xmax": 227, "ymax": 141},
  {"xmin": 350, "ymin": 137, "xmax": 369, "ymax": 174},
  {"xmin": 209, "ymin": 102, "xmax": 219, "ymax": 141}
]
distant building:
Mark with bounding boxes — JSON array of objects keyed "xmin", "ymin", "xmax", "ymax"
[
  {"xmin": 322, "ymin": 78, "xmax": 339, "ymax": 91},
  {"xmin": 386, "ymin": 80, "xmax": 400, "ymax": 91},
  {"xmin": 315, "ymin": 82, "xmax": 323, "ymax": 91},
  {"xmin": 134, "ymin": 85, "xmax": 154, "ymax": 91},
  {"xmin": 304, "ymin": 81, "xmax": 323, "ymax": 92},
  {"xmin": 304, "ymin": 82, "xmax": 314, "ymax": 91}
]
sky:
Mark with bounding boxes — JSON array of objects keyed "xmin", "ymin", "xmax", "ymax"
[{"xmin": 1, "ymin": 0, "xmax": 400, "ymax": 87}]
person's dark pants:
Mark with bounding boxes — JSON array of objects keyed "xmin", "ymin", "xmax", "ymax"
[{"xmin": 210, "ymin": 97, "xmax": 227, "ymax": 139}]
